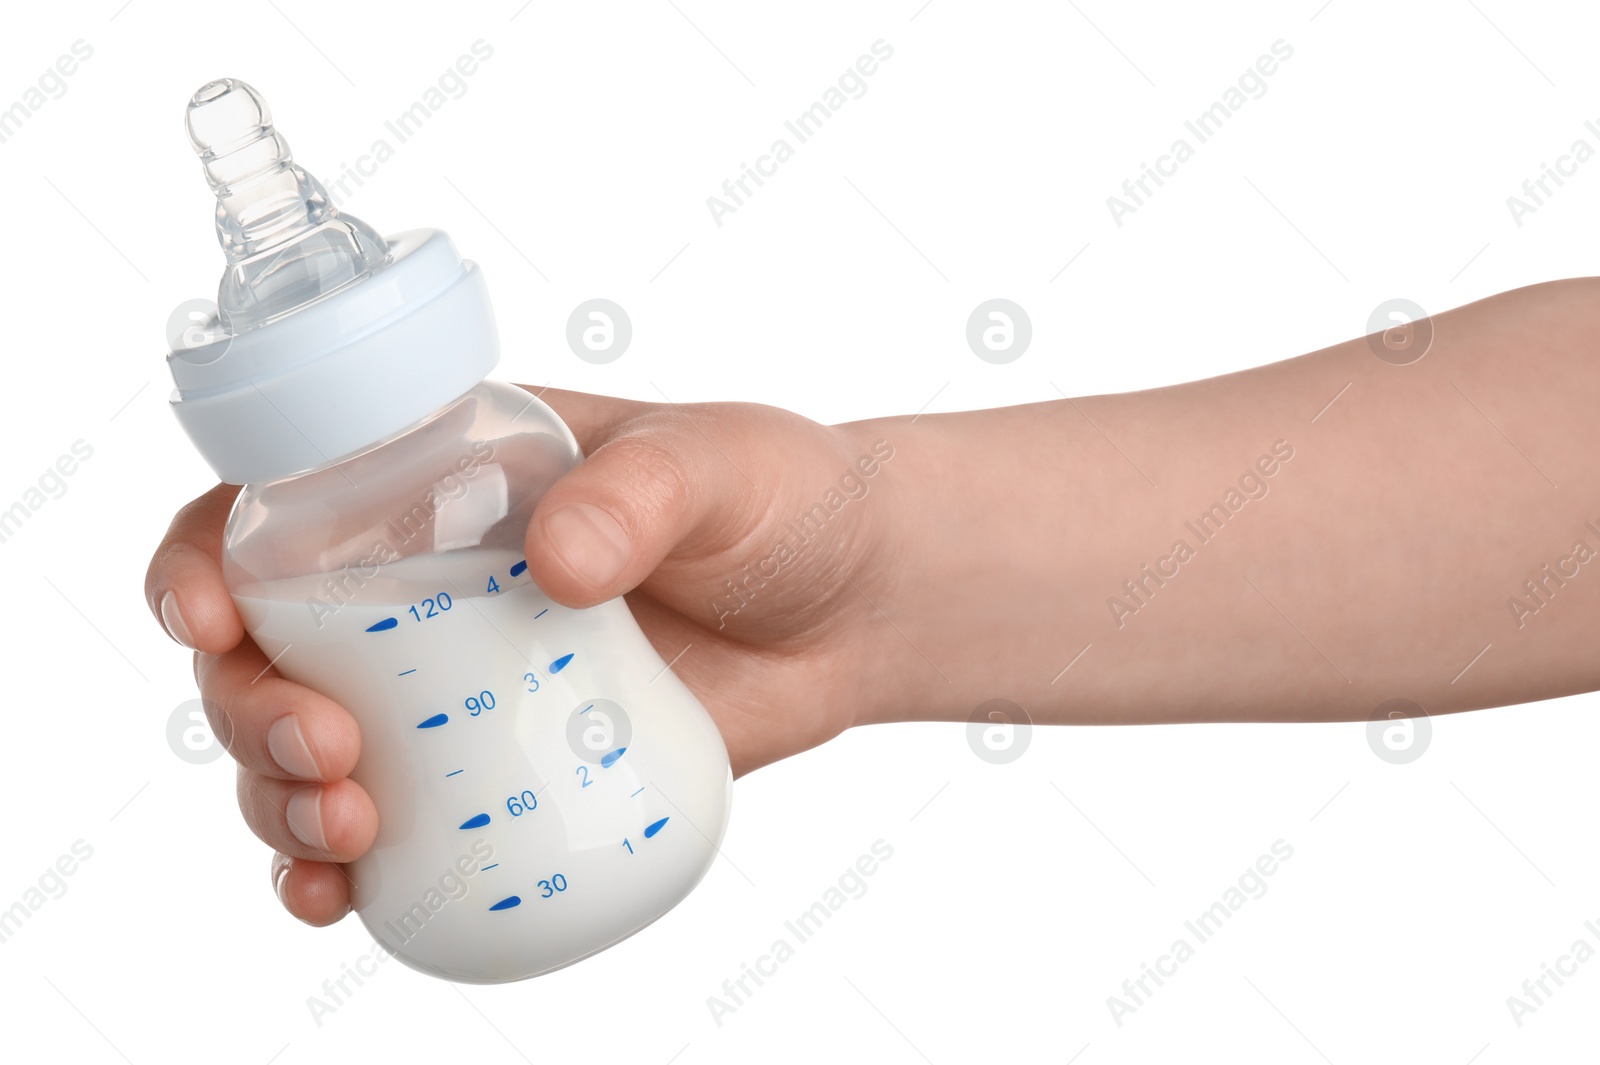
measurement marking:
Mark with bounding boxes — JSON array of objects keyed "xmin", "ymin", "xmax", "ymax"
[
  {"xmin": 480, "ymin": 863, "xmax": 499, "ymax": 871},
  {"xmin": 601, "ymin": 747, "xmax": 628, "ymax": 768},
  {"xmin": 417, "ymin": 713, "xmax": 449, "ymax": 729},
  {"xmin": 644, "ymin": 816, "xmax": 669, "ymax": 839},
  {"xmin": 579, "ymin": 703, "xmax": 594, "ymax": 715},
  {"xmin": 398, "ymin": 668, "xmax": 417, "ymax": 676},
  {"xmin": 534, "ymin": 609, "xmax": 547, "ymax": 619},
  {"xmin": 631, "ymin": 787, "xmax": 645, "ymax": 797},
  {"xmin": 510, "ymin": 559, "xmax": 528, "ymax": 577},
  {"xmin": 366, "ymin": 617, "xmax": 398, "ymax": 632},
  {"xmin": 446, "ymin": 769, "xmax": 464, "ymax": 777},
  {"xmin": 489, "ymin": 895, "xmax": 521, "ymax": 911},
  {"xmin": 460, "ymin": 812, "xmax": 491, "ymax": 830},
  {"xmin": 550, "ymin": 652, "xmax": 574, "ymax": 673}
]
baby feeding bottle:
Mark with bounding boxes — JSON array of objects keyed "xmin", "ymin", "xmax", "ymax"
[{"xmin": 163, "ymin": 79, "xmax": 732, "ymax": 982}]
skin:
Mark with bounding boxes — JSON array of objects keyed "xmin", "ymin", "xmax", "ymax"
[{"xmin": 146, "ymin": 277, "xmax": 1600, "ymax": 926}]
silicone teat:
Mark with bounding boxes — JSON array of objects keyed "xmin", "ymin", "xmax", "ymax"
[{"xmin": 187, "ymin": 78, "xmax": 388, "ymax": 331}]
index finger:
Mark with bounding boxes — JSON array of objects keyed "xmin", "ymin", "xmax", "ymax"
[{"xmin": 145, "ymin": 482, "xmax": 246, "ymax": 655}]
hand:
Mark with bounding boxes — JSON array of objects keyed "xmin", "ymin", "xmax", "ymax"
[{"xmin": 145, "ymin": 388, "xmax": 906, "ymax": 925}]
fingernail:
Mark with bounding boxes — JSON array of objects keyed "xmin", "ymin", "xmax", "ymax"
[
  {"xmin": 160, "ymin": 590, "xmax": 196, "ymax": 649},
  {"xmin": 267, "ymin": 715, "xmax": 320, "ymax": 779},
  {"xmin": 546, "ymin": 502, "xmax": 630, "ymax": 588},
  {"xmin": 273, "ymin": 860, "xmax": 291, "ymax": 906},
  {"xmin": 286, "ymin": 787, "xmax": 327, "ymax": 851}
]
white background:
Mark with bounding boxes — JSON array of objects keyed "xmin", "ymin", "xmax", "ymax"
[{"xmin": 1, "ymin": 0, "xmax": 1596, "ymax": 1061}]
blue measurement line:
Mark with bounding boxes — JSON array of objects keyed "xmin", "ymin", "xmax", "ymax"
[
  {"xmin": 460, "ymin": 813, "xmax": 491, "ymax": 830},
  {"xmin": 489, "ymin": 895, "xmax": 521, "ymax": 911},
  {"xmin": 366, "ymin": 617, "xmax": 398, "ymax": 633},
  {"xmin": 510, "ymin": 559, "xmax": 528, "ymax": 577},
  {"xmin": 481, "ymin": 863, "xmax": 499, "ymax": 871},
  {"xmin": 398, "ymin": 669, "xmax": 416, "ymax": 676},
  {"xmin": 417, "ymin": 713, "xmax": 448, "ymax": 729},
  {"xmin": 534, "ymin": 609, "xmax": 547, "ymax": 619},
  {"xmin": 644, "ymin": 817, "xmax": 669, "ymax": 839},
  {"xmin": 550, "ymin": 653, "xmax": 574, "ymax": 673},
  {"xmin": 446, "ymin": 769, "xmax": 464, "ymax": 777},
  {"xmin": 601, "ymin": 747, "xmax": 627, "ymax": 769},
  {"xmin": 631, "ymin": 787, "xmax": 644, "ymax": 797},
  {"xmin": 579, "ymin": 703, "xmax": 594, "ymax": 715}
]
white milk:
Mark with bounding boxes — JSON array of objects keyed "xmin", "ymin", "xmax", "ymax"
[{"xmin": 235, "ymin": 547, "xmax": 732, "ymax": 982}]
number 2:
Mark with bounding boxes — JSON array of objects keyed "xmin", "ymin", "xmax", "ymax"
[{"xmin": 576, "ymin": 765, "xmax": 591, "ymax": 788}]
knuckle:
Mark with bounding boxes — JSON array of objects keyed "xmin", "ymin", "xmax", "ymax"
[{"xmin": 601, "ymin": 434, "xmax": 693, "ymax": 515}]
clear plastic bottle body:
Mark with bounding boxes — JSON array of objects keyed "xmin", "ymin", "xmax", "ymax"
[{"xmin": 222, "ymin": 380, "xmax": 732, "ymax": 982}]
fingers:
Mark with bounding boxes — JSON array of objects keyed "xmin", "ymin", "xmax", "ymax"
[
  {"xmin": 145, "ymin": 482, "xmax": 245, "ymax": 655},
  {"xmin": 524, "ymin": 406, "xmax": 763, "ymax": 607},
  {"xmin": 239, "ymin": 766, "xmax": 378, "ymax": 863},
  {"xmin": 272, "ymin": 852, "xmax": 353, "ymax": 926},
  {"xmin": 195, "ymin": 640, "xmax": 361, "ymax": 782}
]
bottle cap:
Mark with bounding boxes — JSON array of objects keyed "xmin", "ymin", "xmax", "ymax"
[{"xmin": 166, "ymin": 79, "xmax": 499, "ymax": 485}]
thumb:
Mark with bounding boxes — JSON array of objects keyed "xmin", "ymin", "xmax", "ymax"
[{"xmin": 524, "ymin": 409, "xmax": 759, "ymax": 608}]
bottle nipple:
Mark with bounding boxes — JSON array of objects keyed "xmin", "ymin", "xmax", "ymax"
[{"xmin": 186, "ymin": 78, "xmax": 388, "ymax": 331}]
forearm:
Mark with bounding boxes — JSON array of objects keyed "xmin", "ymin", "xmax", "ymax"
[{"xmin": 845, "ymin": 278, "xmax": 1600, "ymax": 727}]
